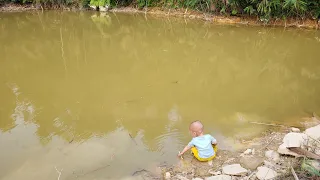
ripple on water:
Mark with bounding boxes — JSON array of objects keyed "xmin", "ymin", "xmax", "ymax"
[{"xmin": 154, "ymin": 128, "xmax": 184, "ymax": 153}]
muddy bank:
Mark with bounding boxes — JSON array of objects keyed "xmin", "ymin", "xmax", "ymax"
[
  {"xmin": 110, "ymin": 7, "xmax": 320, "ymax": 30},
  {"xmin": 1, "ymin": 4, "xmax": 319, "ymax": 29}
]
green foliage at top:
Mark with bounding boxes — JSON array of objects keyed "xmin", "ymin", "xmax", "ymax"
[
  {"xmin": 89, "ymin": 0, "xmax": 109, "ymax": 6},
  {"xmin": 1, "ymin": 0, "xmax": 320, "ymax": 21}
]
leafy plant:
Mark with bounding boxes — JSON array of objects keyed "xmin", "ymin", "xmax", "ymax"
[
  {"xmin": 244, "ymin": 5, "xmax": 255, "ymax": 15},
  {"xmin": 283, "ymin": 0, "xmax": 307, "ymax": 16},
  {"xmin": 90, "ymin": 0, "xmax": 109, "ymax": 6}
]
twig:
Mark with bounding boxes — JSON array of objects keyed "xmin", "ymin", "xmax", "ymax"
[
  {"xmin": 249, "ymin": 121, "xmax": 285, "ymax": 127},
  {"xmin": 259, "ymin": 136, "xmax": 276, "ymax": 151},
  {"xmin": 246, "ymin": 171, "xmax": 255, "ymax": 180},
  {"xmin": 55, "ymin": 166, "xmax": 63, "ymax": 180},
  {"xmin": 129, "ymin": 133, "xmax": 138, "ymax": 145},
  {"xmin": 78, "ymin": 164, "xmax": 110, "ymax": 177},
  {"xmin": 291, "ymin": 166, "xmax": 299, "ymax": 180}
]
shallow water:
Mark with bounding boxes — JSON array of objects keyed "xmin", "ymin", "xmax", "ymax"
[{"xmin": 0, "ymin": 11, "xmax": 320, "ymax": 179}]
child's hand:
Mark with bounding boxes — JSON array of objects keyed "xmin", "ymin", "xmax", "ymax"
[{"xmin": 177, "ymin": 151, "xmax": 184, "ymax": 159}]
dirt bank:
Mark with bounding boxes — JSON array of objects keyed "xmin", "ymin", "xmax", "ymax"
[
  {"xmin": 110, "ymin": 7, "xmax": 320, "ymax": 30},
  {"xmin": 1, "ymin": 4, "xmax": 319, "ymax": 29}
]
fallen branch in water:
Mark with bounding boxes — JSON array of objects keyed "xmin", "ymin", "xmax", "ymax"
[
  {"xmin": 249, "ymin": 121, "xmax": 285, "ymax": 127},
  {"xmin": 78, "ymin": 164, "xmax": 110, "ymax": 177},
  {"xmin": 55, "ymin": 166, "xmax": 63, "ymax": 180}
]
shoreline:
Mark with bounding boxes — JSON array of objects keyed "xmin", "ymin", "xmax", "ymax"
[
  {"xmin": 1, "ymin": 4, "xmax": 319, "ymax": 29},
  {"xmin": 156, "ymin": 118, "xmax": 320, "ymax": 180}
]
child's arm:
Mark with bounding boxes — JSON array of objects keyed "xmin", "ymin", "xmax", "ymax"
[
  {"xmin": 210, "ymin": 135, "xmax": 217, "ymax": 145},
  {"xmin": 178, "ymin": 145, "xmax": 191, "ymax": 157}
]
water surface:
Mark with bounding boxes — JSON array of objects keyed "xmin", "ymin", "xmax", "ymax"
[{"xmin": 0, "ymin": 11, "xmax": 320, "ymax": 179}]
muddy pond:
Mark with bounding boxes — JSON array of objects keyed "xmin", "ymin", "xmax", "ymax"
[{"xmin": 0, "ymin": 11, "xmax": 320, "ymax": 179}]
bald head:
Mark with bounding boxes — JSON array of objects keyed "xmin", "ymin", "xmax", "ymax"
[{"xmin": 189, "ymin": 120, "xmax": 203, "ymax": 136}]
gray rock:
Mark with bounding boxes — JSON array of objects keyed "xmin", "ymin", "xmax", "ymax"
[
  {"xmin": 256, "ymin": 166, "xmax": 277, "ymax": 180},
  {"xmin": 222, "ymin": 164, "xmax": 248, "ymax": 176},
  {"xmin": 205, "ymin": 175, "xmax": 232, "ymax": 180},
  {"xmin": 240, "ymin": 156, "xmax": 264, "ymax": 170}
]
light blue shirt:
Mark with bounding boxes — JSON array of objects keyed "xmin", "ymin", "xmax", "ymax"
[{"xmin": 188, "ymin": 134, "xmax": 217, "ymax": 158}]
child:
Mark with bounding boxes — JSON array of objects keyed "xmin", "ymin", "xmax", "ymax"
[{"xmin": 178, "ymin": 120, "xmax": 217, "ymax": 161}]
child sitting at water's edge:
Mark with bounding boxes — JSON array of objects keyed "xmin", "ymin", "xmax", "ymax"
[{"xmin": 178, "ymin": 121, "xmax": 217, "ymax": 161}]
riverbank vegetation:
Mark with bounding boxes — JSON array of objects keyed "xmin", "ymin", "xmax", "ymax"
[{"xmin": 1, "ymin": 0, "xmax": 320, "ymax": 22}]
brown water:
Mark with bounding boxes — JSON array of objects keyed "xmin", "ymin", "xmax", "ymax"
[{"xmin": 0, "ymin": 11, "xmax": 320, "ymax": 179}]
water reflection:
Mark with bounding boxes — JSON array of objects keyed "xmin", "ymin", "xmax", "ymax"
[{"xmin": 0, "ymin": 11, "xmax": 320, "ymax": 178}]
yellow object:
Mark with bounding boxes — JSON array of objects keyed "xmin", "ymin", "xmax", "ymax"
[{"xmin": 191, "ymin": 145, "xmax": 217, "ymax": 162}]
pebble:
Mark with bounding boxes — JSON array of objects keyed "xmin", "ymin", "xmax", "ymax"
[
  {"xmin": 222, "ymin": 164, "xmax": 248, "ymax": 176},
  {"xmin": 244, "ymin": 149, "xmax": 252, "ymax": 155},
  {"xmin": 256, "ymin": 166, "xmax": 278, "ymax": 180},
  {"xmin": 205, "ymin": 175, "xmax": 232, "ymax": 180},
  {"xmin": 165, "ymin": 172, "xmax": 171, "ymax": 179},
  {"xmin": 192, "ymin": 178, "xmax": 204, "ymax": 180},
  {"xmin": 291, "ymin": 127, "xmax": 300, "ymax": 132},
  {"xmin": 240, "ymin": 149, "xmax": 252, "ymax": 156}
]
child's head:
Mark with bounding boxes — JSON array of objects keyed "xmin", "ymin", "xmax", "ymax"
[{"xmin": 189, "ymin": 120, "xmax": 204, "ymax": 137}]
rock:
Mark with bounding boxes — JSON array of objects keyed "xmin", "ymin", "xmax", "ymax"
[
  {"xmin": 222, "ymin": 164, "xmax": 248, "ymax": 176},
  {"xmin": 291, "ymin": 127, "xmax": 300, "ymax": 132},
  {"xmin": 192, "ymin": 178, "xmax": 204, "ymax": 180},
  {"xmin": 240, "ymin": 149, "xmax": 252, "ymax": 156},
  {"xmin": 256, "ymin": 166, "xmax": 277, "ymax": 180},
  {"xmin": 240, "ymin": 156, "xmax": 264, "ymax": 170},
  {"xmin": 205, "ymin": 175, "xmax": 232, "ymax": 180},
  {"xmin": 252, "ymin": 148, "xmax": 255, "ymax": 155},
  {"xmin": 244, "ymin": 149, "xmax": 252, "ymax": 155},
  {"xmin": 278, "ymin": 132, "xmax": 309, "ymax": 157},
  {"xmin": 277, "ymin": 143, "xmax": 302, "ymax": 157},
  {"xmin": 265, "ymin": 150, "xmax": 280, "ymax": 162},
  {"xmin": 165, "ymin": 172, "xmax": 171, "ymax": 179},
  {"xmin": 89, "ymin": 5, "xmax": 97, "ymax": 10},
  {"xmin": 283, "ymin": 132, "xmax": 308, "ymax": 148},
  {"xmin": 305, "ymin": 124, "xmax": 320, "ymax": 140},
  {"xmin": 99, "ymin": 5, "xmax": 110, "ymax": 12}
]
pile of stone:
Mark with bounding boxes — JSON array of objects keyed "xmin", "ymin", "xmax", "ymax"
[{"xmin": 165, "ymin": 124, "xmax": 320, "ymax": 180}]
